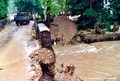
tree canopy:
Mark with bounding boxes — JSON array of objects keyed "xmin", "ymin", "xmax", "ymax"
[
  {"xmin": 14, "ymin": 0, "xmax": 43, "ymax": 14},
  {"xmin": 14, "ymin": 0, "xmax": 120, "ymax": 30},
  {"xmin": 67, "ymin": 0, "xmax": 120, "ymax": 30},
  {"xmin": 0, "ymin": 0, "xmax": 9, "ymax": 19},
  {"xmin": 109, "ymin": 0, "xmax": 120, "ymax": 22}
]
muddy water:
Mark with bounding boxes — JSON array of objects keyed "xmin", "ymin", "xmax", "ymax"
[
  {"xmin": 54, "ymin": 41, "xmax": 120, "ymax": 81},
  {"xmin": 0, "ymin": 22, "xmax": 37, "ymax": 81},
  {"xmin": 1, "ymin": 22, "xmax": 120, "ymax": 81}
]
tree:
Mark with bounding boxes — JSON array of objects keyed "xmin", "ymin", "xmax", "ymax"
[
  {"xmin": 0, "ymin": 0, "xmax": 9, "ymax": 19},
  {"xmin": 14, "ymin": 0, "xmax": 43, "ymax": 15},
  {"xmin": 40, "ymin": 0, "xmax": 66, "ymax": 16},
  {"xmin": 14, "ymin": 0, "xmax": 66, "ymax": 27},
  {"xmin": 39, "ymin": 0, "xmax": 67, "ymax": 27},
  {"xmin": 109, "ymin": 0, "xmax": 120, "ymax": 22},
  {"xmin": 67, "ymin": 0, "xmax": 105, "ymax": 30}
]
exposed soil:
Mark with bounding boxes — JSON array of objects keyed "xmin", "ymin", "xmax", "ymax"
[
  {"xmin": 50, "ymin": 16, "xmax": 77, "ymax": 43},
  {"xmin": 29, "ymin": 48, "xmax": 56, "ymax": 81}
]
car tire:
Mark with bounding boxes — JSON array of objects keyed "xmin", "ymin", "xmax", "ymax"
[
  {"xmin": 26, "ymin": 21, "xmax": 30, "ymax": 25},
  {"xmin": 16, "ymin": 22, "xmax": 20, "ymax": 26}
]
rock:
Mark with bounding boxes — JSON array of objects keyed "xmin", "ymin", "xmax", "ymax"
[{"xmin": 0, "ymin": 67, "xmax": 3, "ymax": 70}]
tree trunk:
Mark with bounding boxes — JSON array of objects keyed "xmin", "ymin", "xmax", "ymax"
[
  {"xmin": 90, "ymin": 0, "xmax": 92, "ymax": 9},
  {"xmin": 75, "ymin": 33, "xmax": 120, "ymax": 44},
  {"xmin": 45, "ymin": 14, "xmax": 51, "ymax": 28},
  {"xmin": 45, "ymin": 0, "xmax": 51, "ymax": 28}
]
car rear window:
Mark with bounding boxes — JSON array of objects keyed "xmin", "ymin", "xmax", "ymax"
[{"xmin": 17, "ymin": 12, "xmax": 29, "ymax": 16}]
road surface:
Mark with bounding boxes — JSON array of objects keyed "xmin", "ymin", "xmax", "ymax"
[{"xmin": 0, "ymin": 21, "xmax": 37, "ymax": 81}]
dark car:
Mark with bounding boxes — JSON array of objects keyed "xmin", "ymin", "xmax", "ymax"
[
  {"xmin": 0, "ymin": 19, "xmax": 7, "ymax": 31},
  {"xmin": 0, "ymin": 22, "xmax": 3, "ymax": 31},
  {"xmin": 14, "ymin": 12, "xmax": 30, "ymax": 26}
]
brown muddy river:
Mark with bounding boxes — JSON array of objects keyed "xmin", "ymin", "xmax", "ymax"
[
  {"xmin": 0, "ymin": 22, "xmax": 120, "ymax": 81},
  {"xmin": 54, "ymin": 41, "xmax": 120, "ymax": 81}
]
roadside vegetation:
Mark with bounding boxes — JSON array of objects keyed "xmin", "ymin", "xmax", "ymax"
[
  {"xmin": 13, "ymin": 0, "xmax": 120, "ymax": 44},
  {"xmin": 0, "ymin": 0, "xmax": 9, "ymax": 30},
  {"xmin": 1, "ymin": 0, "xmax": 120, "ymax": 32},
  {"xmin": 0, "ymin": 0, "xmax": 9, "ymax": 20},
  {"xmin": 1, "ymin": 0, "xmax": 120, "ymax": 81}
]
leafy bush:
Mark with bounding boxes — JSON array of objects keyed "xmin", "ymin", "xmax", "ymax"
[
  {"xmin": 83, "ymin": 9, "xmax": 97, "ymax": 17},
  {"xmin": 0, "ymin": 0, "xmax": 8, "ymax": 19},
  {"xmin": 105, "ymin": 22, "xmax": 112, "ymax": 32},
  {"xmin": 14, "ymin": 0, "xmax": 43, "ymax": 14}
]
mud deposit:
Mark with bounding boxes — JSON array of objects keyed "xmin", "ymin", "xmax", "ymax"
[{"xmin": 0, "ymin": 22, "xmax": 37, "ymax": 81}]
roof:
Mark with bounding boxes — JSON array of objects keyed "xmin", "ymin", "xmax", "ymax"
[{"xmin": 38, "ymin": 23, "xmax": 50, "ymax": 32}]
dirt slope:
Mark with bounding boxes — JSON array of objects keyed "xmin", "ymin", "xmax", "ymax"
[{"xmin": 50, "ymin": 16, "xmax": 77, "ymax": 42}]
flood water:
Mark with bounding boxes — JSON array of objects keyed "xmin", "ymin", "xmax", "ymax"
[
  {"xmin": 0, "ymin": 22, "xmax": 37, "ymax": 81},
  {"xmin": 0, "ymin": 22, "xmax": 120, "ymax": 81},
  {"xmin": 54, "ymin": 41, "xmax": 120, "ymax": 81}
]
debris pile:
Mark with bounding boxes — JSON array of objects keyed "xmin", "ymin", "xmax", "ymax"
[
  {"xmin": 56, "ymin": 64, "xmax": 83, "ymax": 81},
  {"xmin": 50, "ymin": 16, "xmax": 77, "ymax": 44},
  {"xmin": 29, "ymin": 48, "xmax": 56, "ymax": 81}
]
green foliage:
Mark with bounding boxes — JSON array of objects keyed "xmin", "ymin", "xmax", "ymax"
[
  {"xmin": 67, "ymin": 0, "xmax": 105, "ymax": 29},
  {"xmin": 47, "ymin": 1, "xmax": 63, "ymax": 15},
  {"xmin": 64, "ymin": 0, "xmax": 120, "ymax": 31},
  {"xmin": 105, "ymin": 22, "xmax": 112, "ymax": 31},
  {"xmin": 0, "ymin": 0, "xmax": 9, "ymax": 19},
  {"xmin": 39, "ymin": 0, "xmax": 66, "ymax": 15},
  {"xmin": 67, "ymin": 0, "xmax": 88, "ymax": 15},
  {"xmin": 15, "ymin": 0, "xmax": 66, "ymax": 21},
  {"xmin": 83, "ymin": 9, "xmax": 97, "ymax": 17},
  {"xmin": 14, "ymin": 0, "xmax": 43, "ymax": 14},
  {"xmin": 109, "ymin": 0, "xmax": 120, "ymax": 22}
]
